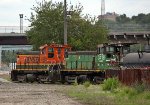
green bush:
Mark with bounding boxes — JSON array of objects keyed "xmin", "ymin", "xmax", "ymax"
[{"xmin": 102, "ymin": 77, "xmax": 119, "ymax": 91}]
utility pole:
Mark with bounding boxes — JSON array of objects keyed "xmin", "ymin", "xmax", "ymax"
[
  {"xmin": 19, "ymin": 14, "xmax": 23, "ymax": 33},
  {"xmin": 64, "ymin": 0, "xmax": 67, "ymax": 45}
]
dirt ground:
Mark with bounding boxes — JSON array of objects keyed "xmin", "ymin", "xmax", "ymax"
[{"xmin": 0, "ymin": 82, "xmax": 82, "ymax": 105}]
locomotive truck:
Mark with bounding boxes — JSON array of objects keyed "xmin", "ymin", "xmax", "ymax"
[{"xmin": 11, "ymin": 43, "xmax": 129, "ymax": 84}]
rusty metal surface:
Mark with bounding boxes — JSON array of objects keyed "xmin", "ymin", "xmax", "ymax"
[
  {"xmin": 105, "ymin": 69, "xmax": 150, "ymax": 85},
  {"xmin": 120, "ymin": 69, "xmax": 141, "ymax": 85},
  {"xmin": 141, "ymin": 69, "xmax": 150, "ymax": 84}
]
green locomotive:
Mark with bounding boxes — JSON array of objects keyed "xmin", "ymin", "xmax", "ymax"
[{"xmin": 62, "ymin": 43, "xmax": 128, "ymax": 84}]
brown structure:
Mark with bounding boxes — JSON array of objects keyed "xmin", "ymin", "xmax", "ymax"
[
  {"xmin": 0, "ymin": 33, "xmax": 29, "ymax": 45},
  {"xmin": 0, "ymin": 29, "xmax": 150, "ymax": 46},
  {"xmin": 98, "ymin": 12, "xmax": 119, "ymax": 22},
  {"xmin": 106, "ymin": 69, "xmax": 150, "ymax": 85},
  {"xmin": 108, "ymin": 32, "xmax": 150, "ymax": 45}
]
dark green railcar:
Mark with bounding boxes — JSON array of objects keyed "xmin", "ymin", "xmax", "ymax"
[{"xmin": 61, "ymin": 43, "xmax": 128, "ymax": 84}]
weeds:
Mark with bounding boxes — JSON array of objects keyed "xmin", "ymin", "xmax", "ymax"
[
  {"xmin": 64, "ymin": 78, "xmax": 150, "ymax": 105},
  {"xmin": 83, "ymin": 81, "xmax": 91, "ymax": 89},
  {"xmin": 73, "ymin": 80, "xmax": 78, "ymax": 86},
  {"xmin": 132, "ymin": 82, "xmax": 145, "ymax": 94},
  {"xmin": 102, "ymin": 77, "xmax": 119, "ymax": 92},
  {"xmin": 67, "ymin": 85, "xmax": 116, "ymax": 105},
  {"xmin": 144, "ymin": 92, "xmax": 150, "ymax": 99}
]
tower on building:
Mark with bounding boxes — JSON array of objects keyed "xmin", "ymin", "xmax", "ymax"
[{"xmin": 101, "ymin": 0, "xmax": 105, "ymax": 18}]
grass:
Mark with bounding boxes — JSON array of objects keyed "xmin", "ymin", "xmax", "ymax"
[
  {"xmin": 66, "ymin": 85, "xmax": 116, "ymax": 105},
  {"xmin": 102, "ymin": 77, "xmax": 119, "ymax": 91},
  {"xmin": 63, "ymin": 79, "xmax": 150, "ymax": 105},
  {"xmin": 1, "ymin": 74, "xmax": 150, "ymax": 105}
]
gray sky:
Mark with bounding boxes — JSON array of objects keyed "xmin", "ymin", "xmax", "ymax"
[{"xmin": 0, "ymin": 0, "xmax": 150, "ymax": 26}]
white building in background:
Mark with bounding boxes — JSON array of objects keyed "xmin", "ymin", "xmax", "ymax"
[{"xmin": 98, "ymin": 12, "xmax": 119, "ymax": 22}]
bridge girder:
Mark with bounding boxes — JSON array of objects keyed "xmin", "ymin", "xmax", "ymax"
[{"xmin": 108, "ymin": 32, "xmax": 150, "ymax": 44}]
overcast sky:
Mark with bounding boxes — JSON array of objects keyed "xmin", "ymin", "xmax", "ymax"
[{"xmin": 0, "ymin": 0, "xmax": 150, "ymax": 26}]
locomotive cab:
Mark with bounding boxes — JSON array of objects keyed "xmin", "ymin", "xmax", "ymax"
[
  {"xmin": 97, "ymin": 44, "xmax": 116, "ymax": 59},
  {"xmin": 39, "ymin": 44, "xmax": 70, "ymax": 64},
  {"xmin": 97, "ymin": 43, "xmax": 131, "ymax": 66}
]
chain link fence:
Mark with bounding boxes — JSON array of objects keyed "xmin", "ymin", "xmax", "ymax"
[
  {"xmin": 0, "ymin": 26, "xmax": 29, "ymax": 33},
  {"xmin": 0, "ymin": 24, "xmax": 150, "ymax": 33}
]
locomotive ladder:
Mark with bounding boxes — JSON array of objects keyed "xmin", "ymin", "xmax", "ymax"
[{"xmin": 48, "ymin": 61, "xmax": 62, "ymax": 82}]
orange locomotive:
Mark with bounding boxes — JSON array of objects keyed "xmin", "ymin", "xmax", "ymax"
[{"xmin": 11, "ymin": 43, "xmax": 71, "ymax": 83}]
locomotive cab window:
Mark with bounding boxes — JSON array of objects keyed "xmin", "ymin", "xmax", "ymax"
[
  {"xmin": 97, "ymin": 47, "xmax": 104, "ymax": 54},
  {"xmin": 48, "ymin": 48, "xmax": 54, "ymax": 58},
  {"xmin": 58, "ymin": 48, "xmax": 61, "ymax": 54},
  {"xmin": 65, "ymin": 49, "xmax": 68, "ymax": 58},
  {"xmin": 106, "ymin": 47, "xmax": 114, "ymax": 53},
  {"xmin": 41, "ymin": 48, "xmax": 46, "ymax": 54},
  {"xmin": 105, "ymin": 46, "xmax": 114, "ymax": 58},
  {"xmin": 106, "ymin": 53, "xmax": 112, "ymax": 58}
]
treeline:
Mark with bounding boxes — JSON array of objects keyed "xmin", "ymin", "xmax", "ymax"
[{"xmin": 116, "ymin": 13, "xmax": 150, "ymax": 24}]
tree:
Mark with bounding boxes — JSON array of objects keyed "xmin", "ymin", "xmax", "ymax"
[
  {"xmin": 2, "ymin": 51, "xmax": 17, "ymax": 65},
  {"xmin": 132, "ymin": 13, "xmax": 150, "ymax": 24},
  {"xmin": 26, "ymin": 0, "xmax": 108, "ymax": 50},
  {"xmin": 26, "ymin": 1, "xmax": 64, "ymax": 50},
  {"xmin": 67, "ymin": 9, "xmax": 108, "ymax": 50},
  {"xmin": 116, "ymin": 14, "xmax": 130, "ymax": 23}
]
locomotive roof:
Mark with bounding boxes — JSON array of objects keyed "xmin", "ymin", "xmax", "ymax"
[
  {"xmin": 68, "ymin": 51, "xmax": 97, "ymax": 55},
  {"xmin": 17, "ymin": 51, "xmax": 40, "ymax": 55},
  {"xmin": 39, "ymin": 43, "xmax": 71, "ymax": 49}
]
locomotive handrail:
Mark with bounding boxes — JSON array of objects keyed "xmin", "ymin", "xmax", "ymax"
[{"xmin": 65, "ymin": 61, "xmax": 102, "ymax": 70}]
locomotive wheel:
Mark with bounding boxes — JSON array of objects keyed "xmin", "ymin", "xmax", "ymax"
[
  {"xmin": 37, "ymin": 78, "xmax": 44, "ymax": 84},
  {"xmin": 17, "ymin": 75, "xmax": 27, "ymax": 83},
  {"xmin": 77, "ymin": 75, "xmax": 88, "ymax": 84},
  {"xmin": 93, "ymin": 76, "xmax": 104, "ymax": 84},
  {"xmin": 26, "ymin": 74, "xmax": 36, "ymax": 83},
  {"xmin": 37, "ymin": 75, "xmax": 48, "ymax": 83},
  {"xmin": 51, "ymin": 77, "xmax": 56, "ymax": 84}
]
